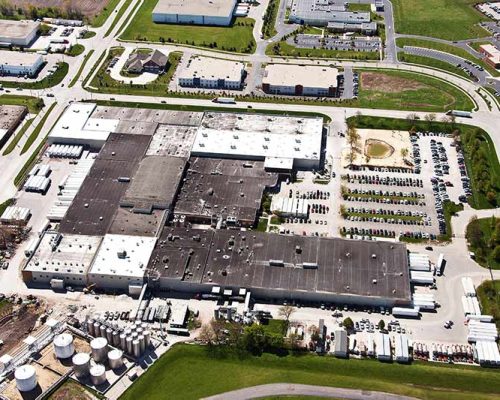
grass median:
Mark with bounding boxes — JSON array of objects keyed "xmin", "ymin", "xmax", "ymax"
[
  {"xmin": 20, "ymin": 102, "xmax": 56, "ymax": 155},
  {"xmin": 104, "ymin": 0, "xmax": 132, "ymax": 37},
  {"xmin": 120, "ymin": 343, "xmax": 500, "ymax": 400},
  {"xmin": 3, "ymin": 117, "xmax": 34, "ymax": 155}
]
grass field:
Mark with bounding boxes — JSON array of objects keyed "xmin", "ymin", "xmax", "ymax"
[
  {"xmin": 20, "ymin": 102, "xmax": 56, "ymax": 155},
  {"xmin": 66, "ymin": 44, "xmax": 85, "ymax": 57},
  {"xmin": 396, "ymin": 38, "xmax": 499, "ymax": 77},
  {"xmin": 2, "ymin": 117, "xmax": 34, "ymax": 155},
  {"xmin": 0, "ymin": 62, "xmax": 69, "ymax": 89},
  {"xmin": 267, "ymin": 41, "xmax": 380, "ymax": 60},
  {"xmin": 346, "ymin": 116, "xmax": 499, "ymax": 209},
  {"xmin": 398, "ymin": 53, "xmax": 473, "ymax": 80},
  {"xmin": 477, "ymin": 280, "xmax": 500, "ymax": 329},
  {"xmin": 120, "ymin": 0, "xmax": 256, "ymax": 53},
  {"xmin": 120, "ymin": 344, "xmax": 500, "ymax": 400},
  {"xmin": 0, "ymin": 95, "xmax": 44, "ymax": 113},
  {"xmin": 466, "ymin": 218, "xmax": 500, "ymax": 270},
  {"xmin": 91, "ymin": 0, "xmax": 121, "ymax": 27},
  {"xmin": 392, "ymin": 0, "xmax": 489, "ymax": 40},
  {"xmin": 104, "ymin": 0, "xmax": 132, "ymax": 37},
  {"xmin": 357, "ymin": 69, "xmax": 474, "ymax": 112}
]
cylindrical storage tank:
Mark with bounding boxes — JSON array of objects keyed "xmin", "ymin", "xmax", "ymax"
[
  {"xmin": 141, "ymin": 322, "xmax": 148, "ymax": 330},
  {"xmin": 72, "ymin": 353, "xmax": 90, "ymax": 378},
  {"xmin": 112, "ymin": 331, "xmax": 120, "ymax": 347},
  {"xmin": 90, "ymin": 337, "xmax": 108, "ymax": 363},
  {"xmin": 108, "ymin": 349, "xmax": 124, "ymax": 369},
  {"xmin": 119, "ymin": 333, "xmax": 127, "ymax": 350},
  {"xmin": 131, "ymin": 332, "xmax": 138, "ymax": 340},
  {"xmin": 15, "ymin": 365, "xmax": 37, "ymax": 392},
  {"xmin": 106, "ymin": 328, "xmax": 113, "ymax": 343},
  {"xmin": 87, "ymin": 319, "xmax": 95, "ymax": 336},
  {"xmin": 124, "ymin": 328, "xmax": 132, "ymax": 337},
  {"xmin": 99, "ymin": 325, "xmax": 106, "ymax": 338},
  {"xmin": 136, "ymin": 327, "xmax": 143, "ymax": 336},
  {"xmin": 89, "ymin": 364, "xmax": 106, "ymax": 386},
  {"xmin": 93, "ymin": 322, "xmax": 101, "ymax": 337},
  {"xmin": 138, "ymin": 335, "xmax": 145, "ymax": 354},
  {"xmin": 126, "ymin": 337, "xmax": 133, "ymax": 354},
  {"xmin": 132, "ymin": 339, "xmax": 140, "ymax": 358},
  {"xmin": 143, "ymin": 330, "xmax": 151, "ymax": 348},
  {"xmin": 53, "ymin": 333, "xmax": 75, "ymax": 359}
]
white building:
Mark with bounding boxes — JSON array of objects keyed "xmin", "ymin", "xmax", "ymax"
[
  {"xmin": 0, "ymin": 51, "xmax": 43, "ymax": 77},
  {"xmin": 22, "ymin": 233, "xmax": 102, "ymax": 286},
  {"xmin": 262, "ymin": 64, "xmax": 339, "ymax": 97},
  {"xmin": 152, "ymin": 0, "xmax": 237, "ymax": 26},
  {"xmin": 88, "ymin": 234, "xmax": 157, "ymax": 291},
  {"xmin": 0, "ymin": 20, "xmax": 40, "ymax": 46},
  {"xmin": 178, "ymin": 56, "xmax": 245, "ymax": 90},
  {"xmin": 289, "ymin": 0, "xmax": 370, "ymax": 26}
]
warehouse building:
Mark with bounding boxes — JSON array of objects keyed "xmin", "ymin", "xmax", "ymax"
[
  {"xmin": 152, "ymin": 0, "xmax": 237, "ymax": 26},
  {"xmin": 146, "ymin": 228, "xmax": 412, "ymax": 307},
  {"xmin": 289, "ymin": 0, "xmax": 370, "ymax": 26},
  {"xmin": 262, "ymin": 64, "xmax": 339, "ymax": 97},
  {"xmin": 178, "ymin": 56, "xmax": 245, "ymax": 90},
  {"xmin": 0, "ymin": 20, "xmax": 40, "ymax": 46},
  {"xmin": 479, "ymin": 44, "xmax": 500, "ymax": 69},
  {"xmin": 0, "ymin": 51, "xmax": 43, "ymax": 77},
  {"xmin": 327, "ymin": 21, "xmax": 377, "ymax": 35},
  {"xmin": 0, "ymin": 105, "xmax": 27, "ymax": 149},
  {"xmin": 22, "ymin": 232, "xmax": 102, "ymax": 287}
]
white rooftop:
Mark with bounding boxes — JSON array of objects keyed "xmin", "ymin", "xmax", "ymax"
[
  {"xmin": 0, "ymin": 20, "xmax": 39, "ymax": 39},
  {"xmin": 153, "ymin": 0, "xmax": 235, "ymax": 18},
  {"xmin": 25, "ymin": 233, "xmax": 102, "ymax": 276},
  {"xmin": 263, "ymin": 64, "xmax": 339, "ymax": 89},
  {"xmin": 89, "ymin": 234, "xmax": 157, "ymax": 279},
  {"xmin": 179, "ymin": 56, "xmax": 244, "ymax": 81},
  {"xmin": 48, "ymin": 103, "xmax": 111, "ymax": 145},
  {"xmin": 0, "ymin": 50, "xmax": 42, "ymax": 67}
]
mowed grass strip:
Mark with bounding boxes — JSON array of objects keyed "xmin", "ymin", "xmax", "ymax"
[
  {"xmin": 357, "ymin": 69, "xmax": 475, "ymax": 112},
  {"xmin": 0, "ymin": 95, "xmax": 44, "ymax": 113},
  {"xmin": 398, "ymin": 53, "xmax": 472, "ymax": 80},
  {"xmin": 120, "ymin": 0, "xmax": 256, "ymax": 53},
  {"xmin": 392, "ymin": 0, "xmax": 489, "ymax": 40},
  {"xmin": 120, "ymin": 344, "xmax": 500, "ymax": 400},
  {"xmin": 3, "ymin": 117, "xmax": 34, "ymax": 155},
  {"xmin": 20, "ymin": 102, "xmax": 56, "ymax": 155},
  {"xmin": 69, "ymin": 50, "xmax": 95, "ymax": 88},
  {"xmin": 104, "ymin": 0, "xmax": 132, "ymax": 37},
  {"xmin": 477, "ymin": 280, "xmax": 500, "ymax": 329}
]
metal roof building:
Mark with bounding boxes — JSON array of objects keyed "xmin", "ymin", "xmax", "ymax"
[
  {"xmin": 0, "ymin": 20, "xmax": 39, "ymax": 46},
  {"xmin": 289, "ymin": 0, "xmax": 370, "ymax": 26},
  {"xmin": 152, "ymin": 0, "xmax": 237, "ymax": 26},
  {"xmin": 0, "ymin": 50, "xmax": 43, "ymax": 77}
]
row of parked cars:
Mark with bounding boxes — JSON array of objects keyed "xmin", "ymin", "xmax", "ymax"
[{"xmin": 343, "ymin": 174, "xmax": 424, "ymax": 188}]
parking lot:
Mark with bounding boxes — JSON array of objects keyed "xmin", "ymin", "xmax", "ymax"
[
  {"xmin": 29, "ymin": 24, "xmax": 87, "ymax": 52},
  {"xmin": 290, "ymin": 34, "xmax": 381, "ymax": 53}
]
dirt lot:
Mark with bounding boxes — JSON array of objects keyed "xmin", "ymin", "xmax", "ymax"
[
  {"xmin": 361, "ymin": 72, "xmax": 426, "ymax": 92},
  {"xmin": 7, "ymin": 0, "xmax": 111, "ymax": 18},
  {"xmin": 0, "ymin": 302, "xmax": 44, "ymax": 356},
  {"xmin": 49, "ymin": 380, "xmax": 99, "ymax": 400}
]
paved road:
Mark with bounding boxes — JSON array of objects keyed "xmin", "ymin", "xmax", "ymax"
[{"xmin": 202, "ymin": 383, "xmax": 419, "ymax": 400}]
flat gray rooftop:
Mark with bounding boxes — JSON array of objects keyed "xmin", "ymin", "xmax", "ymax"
[
  {"xmin": 153, "ymin": 0, "xmax": 235, "ymax": 18},
  {"xmin": 0, "ymin": 20, "xmax": 39, "ymax": 39},
  {"xmin": 146, "ymin": 124, "xmax": 198, "ymax": 158},
  {"xmin": 108, "ymin": 207, "xmax": 166, "ymax": 237}
]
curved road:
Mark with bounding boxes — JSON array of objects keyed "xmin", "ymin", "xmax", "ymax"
[{"xmin": 202, "ymin": 383, "xmax": 419, "ymax": 400}]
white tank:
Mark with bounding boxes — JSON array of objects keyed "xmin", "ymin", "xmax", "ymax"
[
  {"xmin": 72, "ymin": 353, "xmax": 90, "ymax": 378},
  {"xmin": 138, "ymin": 335, "xmax": 145, "ymax": 354},
  {"xmin": 131, "ymin": 332, "xmax": 138, "ymax": 340},
  {"xmin": 119, "ymin": 333, "xmax": 127, "ymax": 349},
  {"xmin": 143, "ymin": 330, "xmax": 151, "ymax": 348},
  {"xmin": 89, "ymin": 364, "xmax": 106, "ymax": 386},
  {"xmin": 112, "ymin": 331, "xmax": 120, "ymax": 346},
  {"xmin": 15, "ymin": 365, "xmax": 37, "ymax": 392},
  {"xmin": 53, "ymin": 333, "xmax": 75, "ymax": 359},
  {"xmin": 124, "ymin": 328, "xmax": 132, "ymax": 336},
  {"xmin": 108, "ymin": 349, "xmax": 124, "ymax": 369},
  {"xmin": 132, "ymin": 339, "xmax": 140, "ymax": 358},
  {"xmin": 90, "ymin": 337, "xmax": 108, "ymax": 363},
  {"xmin": 87, "ymin": 319, "xmax": 95, "ymax": 336},
  {"xmin": 126, "ymin": 337, "xmax": 133, "ymax": 354},
  {"xmin": 99, "ymin": 325, "xmax": 107, "ymax": 338},
  {"xmin": 93, "ymin": 322, "xmax": 101, "ymax": 337},
  {"xmin": 106, "ymin": 328, "xmax": 113, "ymax": 342},
  {"xmin": 141, "ymin": 322, "xmax": 148, "ymax": 330},
  {"xmin": 136, "ymin": 327, "xmax": 144, "ymax": 336}
]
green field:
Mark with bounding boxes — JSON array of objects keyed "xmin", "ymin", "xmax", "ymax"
[
  {"xmin": 263, "ymin": 0, "xmax": 279, "ymax": 39},
  {"xmin": 91, "ymin": 0, "xmax": 121, "ymax": 27},
  {"xmin": 0, "ymin": 62, "xmax": 68, "ymax": 89},
  {"xmin": 66, "ymin": 44, "xmax": 85, "ymax": 57},
  {"xmin": 398, "ymin": 53, "xmax": 473, "ymax": 80},
  {"xmin": 120, "ymin": 344, "xmax": 500, "ymax": 400},
  {"xmin": 357, "ymin": 69, "xmax": 474, "ymax": 112},
  {"xmin": 392, "ymin": 0, "xmax": 489, "ymax": 40},
  {"xmin": 396, "ymin": 38, "xmax": 499, "ymax": 77},
  {"xmin": 120, "ymin": 0, "xmax": 256, "ymax": 53},
  {"xmin": 267, "ymin": 41, "xmax": 380, "ymax": 60},
  {"xmin": 347, "ymin": 116, "xmax": 499, "ymax": 209},
  {"xmin": 0, "ymin": 95, "xmax": 44, "ymax": 113},
  {"xmin": 477, "ymin": 280, "xmax": 500, "ymax": 329},
  {"xmin": 466, "ymin": 218, "xmax": 500, "ymax": 270}
]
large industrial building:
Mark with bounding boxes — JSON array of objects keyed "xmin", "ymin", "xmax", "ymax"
[
  {"xmin": 289, "ymin": 0, "xmax": 371, "ymax": 28},
  {"xmin": 479, "ymin": 44, "xmax": 500, "ymax": 69},
  {"xmin": 0, "ymin": 51, "xmax": 43, "ymax": 77},
  {"xmin": 262, "ymin": 64, "xmax": 339, "ymax": 97},
  {"xmin": 152, "ymin": 0, "xmax": 237, "ymax": 26},
  {"xmin": 178, "ymin": 56, "xmax": 245, "ymax": 90},
  {"xmin": 0, "ymin": 19, "xmax": 40, "ymax": 46}
]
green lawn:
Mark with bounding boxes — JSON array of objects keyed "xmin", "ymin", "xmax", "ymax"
[
  {"xmin": 392, "ymin": 0, "xmax": 489, "ymax": 40},
  {"xmin": 398, "ymin": 53, "xmax": 473, "ymax": 80},
  {"xmin": 120, "ymin": 0, "xmax": 256, "ymax": 53},
  {"xmin": 476, "ymin": 280, "xmax": 500, "ymax": 329},
  {"xmin": 357, "ymin": 69, "xmax": 474, "ymax": 112},
  {"xmin": 81, "ymin": 31, "xmax": 97, "ymax": 39},
  {"xmin": 256, "ymin": 218, "xmax": 268, "ymax": 232},
  {"xmin": 0, "ymin": 95, "xmax": 44, "ymax": 113},
  {"xmin": 104, "ymin": 0, "xmax": 132, "ymax": 37},
  {"xmin": 3, "ymin": 117, "xmax": 34, "ymax": 155},
  {"xmin": 346, "ymin": 115, "xmax": 500, "ymax": 209},
  {"xmin": 20, "ymin": 102, "xmax": 56, "ymax": 155},
  {"xmin": 267, "ymin": 41, "xmax": 380, "ymax": 60},
  {"xmin": 396, "ymin": 38, "xmax": 499, "ymax": 77},
  {"xmin": 348, "ymin": 4, "xmax": 371, "ymax": 12},
  {"xmin": 0, "ymin": 62, "xmax": 68, "ymax": 89},
  {"xmin": 69, "ymin": 50, "xmax": 95, "ymax": 88},
  {"xmin": 91, "ymin": 0, "xmax": 122, "ymax": 27},
  {"xmin": 120, "ymin": 344, "xmax": 500, "ymax": 400},
  {"xmin": 66, "ymin": 44, "xmax": 85, "ymax": 57},
  {"xmin": 466, "ymin": 218, "xmax": 500, "ymax": 270}
]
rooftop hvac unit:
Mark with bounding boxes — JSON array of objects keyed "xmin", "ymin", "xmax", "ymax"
[
  {"xmin": 117, "ymin": 250, "xmax": 127, "ymax": 259},
  {"xmin": 269, "ymin": 259, "xmax": 284, "ymax": 267},
  {"xmin": 230, "ymin": 145, "xmax": 237, "ymax": 149}
]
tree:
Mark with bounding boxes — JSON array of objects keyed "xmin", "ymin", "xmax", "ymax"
[
  {"xmin": 424, "ymin": 113, "xmax": 436, "ymax": 126},
  {"xmin": 400, "ymin": 148, "xmax": 409, "ymax": 158},
  {"xmin": 493, "ymin": 245, "xmax": 500, "ymax": 262},
  {"xmin": 278, "ymin": 305, "xmax": 295, "ymax": 325},
  {"xmin": 242, "ymin": 324, "xmax": 266, "ymax": 355},
  {"xmin": 343, "ymin": 317, "xmax": 354, "ymax": 331},
  {"xmin": 377, "ymin": 319, "xmax": 385, "ymax": 331},
  {"xmin": 198, "ymin": 323, "xmax": 216, "ymax": 346}
]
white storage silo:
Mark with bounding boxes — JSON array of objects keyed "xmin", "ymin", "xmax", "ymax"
[
  {"xmin": 126, "ymin": 337, "xmax": 133, "ymax": 354},
  {"xmin": 99, "ymin": 325, "xmax": 106, "ymax": 338},
  {"xmin": 138, "ymin": 335, "xmax": 145, "ymax": 354},
  {"xmin": 132, "ymin": 339, "xmax": 140, "ymax": 358},
  {"xmin": 86, "ymin": 319, "xmax": 95, "ymax": 336},
  {"xmin": 90, "ymin": 337, "xmax": 108, "ymax": 363},
  {"xmin": 72, "ymin": 353, "xmax": 90, "ymax": 378},
  {"xmin": 108, "ymin": 349, "xmax": 124, "ymax": 369},
  {"xmin": 53, "ymin": 333, "xmax": 75, "ymax": 359},
  {"xmin": 106, "ymin": 328, "xmax": 113, "ymax": 342},
  {"xmin": 124, "ymin": 328, "xmax": 132, "ymax": 337},
  {"xmin": 119, "ymin": 333, "xmax": 127, "ymax": 350},
  {"xmin": 93, "ymin": 322, "xmax": 101, "ymax": 337},
  {"xmin": 89, "ymin": 364, "xmax": 106, "ymax": 386},
  {"xmin": 15, "ymin": 365, "xmax": 37, "ymax": 392},
  {"xmin": 112, "ymin": 331, "xmax": 120, "ymax": 347},
  {"xmin": 143, "ymin": 330, "xmax": 151, "ymax": 348}
]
